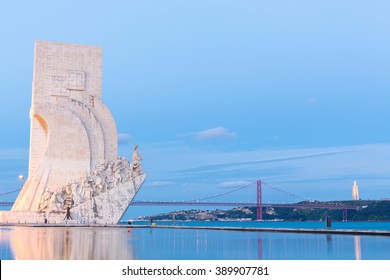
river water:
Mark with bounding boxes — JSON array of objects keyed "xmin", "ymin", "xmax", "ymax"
[{"xmin": 1, "ymin": 221, "xmax": 390, "ymax": 260}]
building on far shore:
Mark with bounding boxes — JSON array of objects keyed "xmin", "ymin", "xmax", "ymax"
[{"xmin": 352, "ymin": 181, "xmax": 360, "ymax": 200}]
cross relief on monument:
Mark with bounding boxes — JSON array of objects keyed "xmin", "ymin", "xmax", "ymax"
[{"xmin": 51, "ymin": 76, "xmax": 69, "ymax": 96}]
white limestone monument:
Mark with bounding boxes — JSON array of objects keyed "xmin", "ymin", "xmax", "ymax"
[
  {"xmin": 0, "ymin": 41, "xmax": 146, "ymax": 224},
  {"xmin": 352, "ymin": 181, "xmax": 359, "ymax": 201}
]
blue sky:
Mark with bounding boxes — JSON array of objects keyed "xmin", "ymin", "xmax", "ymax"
[{"xmin": 0, "ymin": 1, "xmax": 390, "ymax": 218}]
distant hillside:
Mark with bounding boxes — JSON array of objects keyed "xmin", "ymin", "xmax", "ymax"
[{"xmin": 138, "ymin": 200, "xmax": 390, "ymax": 222}]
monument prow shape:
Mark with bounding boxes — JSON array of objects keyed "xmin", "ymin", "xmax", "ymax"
[{"xmin": 1, "ymin": 41, "xmax": 146, "ymax": 224}]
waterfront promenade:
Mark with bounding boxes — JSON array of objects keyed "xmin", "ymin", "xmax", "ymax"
[{"xmin": 2, "ymin": 223, "xmax": 390, "ymax": 236}]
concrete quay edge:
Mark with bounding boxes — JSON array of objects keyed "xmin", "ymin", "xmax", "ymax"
[{"xmin": 1, "ymin": 223, "xmax": 390, "ymax": 236}]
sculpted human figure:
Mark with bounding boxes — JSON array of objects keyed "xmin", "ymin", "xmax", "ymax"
[
  {"xmin": 132, "ymin": 145, "xmax": 142, "ymax": 162},
  {"xmin": 53, "ymin": 188, "xmax": 65, "ymax": 211},
  {"xmin": 65, "ymin": 183, "xmax": 72, "ymax": 197},
  {"xmin": 113, "ymin": 160, "xmax": 119, "ymax": 173},
  {"xmin": 96, "ymin": 160, "xmax": 107, "ymax": 174},
  {"xmin": 130, "ymin": 145, "xmax": 143, "ymax": 176},
  {"xmin": 38, "ymin": 190, "xmax": 52, "ymax": 212},
  {"xmin": 120, "ymin": 156, "xmax": 128, "ymax": 170},
  {"xmin": 70, "ymin": 181, "xmax": 79, "ymax": 205},
  {"xmin": 107, "ymin": 161, "xmax": 115, "ymax": 174},
  {"xmin": 81, "ymin": 177, "xmax": 92, "ymax": 201},
  {"xmin": 73, "ymin": 181, "xmax": 85, "ymax": 206},
  {"xmin": 119, "ymin": 157, "xmax": 130, "ymax": 182},
  {"xmin": 87, "ymin": 174, "xmax": 98, "ymax": 196}
]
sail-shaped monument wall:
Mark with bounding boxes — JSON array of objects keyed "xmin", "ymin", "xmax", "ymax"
[{"xmin": 0, "ymin": 41, "xmax": 146, "ymax": 224}]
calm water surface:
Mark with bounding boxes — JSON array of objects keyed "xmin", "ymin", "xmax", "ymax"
[{"xmin": 0, "ymin": 221, "xmax": 390, "ymax": 260}]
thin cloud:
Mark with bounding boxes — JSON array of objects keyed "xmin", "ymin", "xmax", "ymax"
[
  {"xmin": 194, "ymin": 127, "xmax": 236, "ymax": 140},
  {"xmin": 117, "ymin": 133, "xmax": 132, "ymax": 146},
  {"xmin": 148, "ymin": 181, "xmax": 176, "ymax": 187},
  {"xmin": 218, "ymin": 181, "xmax": 252, "ymax": 187},
  {"xmin": 178, "ymin": 149, "xmax": 351, "ymax": 174}
]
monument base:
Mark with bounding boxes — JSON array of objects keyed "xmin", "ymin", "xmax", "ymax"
[{"xmin": 0, "ymin": 211, "xmax": 47, "ymax": 224}]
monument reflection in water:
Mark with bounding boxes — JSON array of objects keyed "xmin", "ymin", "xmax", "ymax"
[{"xmin": 1, "ymin": 227, "xmax": 135, "ymax": 260}]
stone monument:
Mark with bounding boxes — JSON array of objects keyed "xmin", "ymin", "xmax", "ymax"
[
  {"xmin": 0, "ymin": 41, "xmax": 146, "ymax": 224},
  {"xmin": 352, "ymin": 181, "xmax": 359, "ymax": 201}
]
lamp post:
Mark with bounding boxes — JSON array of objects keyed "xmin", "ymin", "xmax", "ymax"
[{"xmin": 18, "ymin": 175, "xmax": 25, "ymax": 188}]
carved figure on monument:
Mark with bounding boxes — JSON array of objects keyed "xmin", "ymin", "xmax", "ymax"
[
  {"xmin": 52, "ymin": 189, "xmax": 65, "ymax": 211},
  {"xmin": 130, "ymin": 145, "xmax": 143, "ymax": 176},
  {"xmin": 118, "ymin": 157, "xmax": 130, "ymax": 182},
  {"xmin": 81, "ymin": 177, "xmax": 92, "ymax": 201},
  {"xmin": 38, "ymin": 190, "xmax": 52, "ymax": 212},
  {"xmin": 71, "ymin": 181, "xmax": 84, "ymax": 206}
]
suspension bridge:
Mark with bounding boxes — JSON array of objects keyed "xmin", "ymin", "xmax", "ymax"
[
  {"xmin": 0, "ymin": 180, "xmax": 362, "ymax": 221},
  {"xmin": 0, "ymin": 188, "xmax": 20, "ymax": 206},
  {"xmin": 131, "ymin": 180, "xmax": 362, "ymax": 221}
]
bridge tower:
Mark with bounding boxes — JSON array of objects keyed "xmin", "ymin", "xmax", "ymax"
[
  {"xmin": 256, "ymin": 180, "xmax": 262, "ymax": 221},
  {"xmin": 342, "ymin": 209, "xmax": 348, "ymax": 221}
]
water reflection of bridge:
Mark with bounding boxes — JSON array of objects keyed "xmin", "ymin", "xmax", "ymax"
[{"xmin": 1, "ymin": 180, "xmax": 362, "ymax": 221}]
